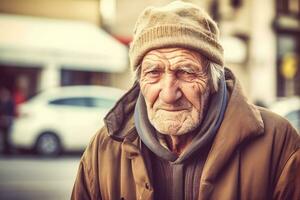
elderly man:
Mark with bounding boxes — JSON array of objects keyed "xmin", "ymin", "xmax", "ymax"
[{"xmin": 72, "ymin": 1, "xmax": 300, "ymax": 200}]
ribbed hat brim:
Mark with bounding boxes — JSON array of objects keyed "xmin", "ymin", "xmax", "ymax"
[{"xmin": 129, "ymin": 25, "xmax": 224, "ymax": 70}]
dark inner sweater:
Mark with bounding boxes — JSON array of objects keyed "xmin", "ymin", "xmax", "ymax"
[{"xmin": 149, "ymin": 140, "xmax": 211, "ymax": 200}]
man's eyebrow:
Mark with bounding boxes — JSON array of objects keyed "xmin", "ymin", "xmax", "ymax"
[
  {"xmin": 175, "ymin": 65, "xmax": 196, "ymax": 73},
  {"xmin": 142, "ymin": 62, "xmax": 163, "ymax": 72},
  {"xmin": 173, "ymin": 59, "xmax": 208, "ymax": 72},
  {"xmin": 172, "ymin": 61, "xmax": 199, "ymax": 71}
]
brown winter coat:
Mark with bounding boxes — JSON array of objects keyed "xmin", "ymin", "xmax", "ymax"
[{"xmin": 71, "ymin": 70, "xmax": 300, "ymax": 200}]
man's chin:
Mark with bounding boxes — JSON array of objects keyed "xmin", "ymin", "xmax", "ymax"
[
  {"xmin": 148, "ymin": 110, "xmax": 201, "ymax": 135},
  {"xmin": 151, "ymin": 119, "xmax": 195, "ymax": 136},
  {"xmin": 155, "ymin": 110, "xmax": 188, "ymax": 119}
]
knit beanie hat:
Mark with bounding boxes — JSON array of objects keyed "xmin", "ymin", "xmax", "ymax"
[{"xmin": 129, "ymin": 1, "xmax": 224, "ymax": 71}]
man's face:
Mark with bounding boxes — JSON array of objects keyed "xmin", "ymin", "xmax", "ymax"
[{"xmin": 140, "ymin": 47, "xmax": 211, "ymax": 136}]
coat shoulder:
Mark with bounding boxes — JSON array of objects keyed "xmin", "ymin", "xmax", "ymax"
[
  {"xmin": 258, "ymin": 106, "xmax": 300, "ymax": 145},
  {"xmin": 82, "ymin": 126, "xmax": 123, "ymax": 162},
  {"xmin": 257, "ymin": 106, "xmax": 300, "ymax": 178}
]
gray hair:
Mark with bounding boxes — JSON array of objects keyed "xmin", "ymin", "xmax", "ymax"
[
  {"xmin": 134, "ymin": 61, "xmax": 224, "ymax": 92},
  {"xmin": 208, "ymin": 62, "xmax": 224, "ymax": 92}
]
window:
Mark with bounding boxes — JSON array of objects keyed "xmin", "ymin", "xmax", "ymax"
[
  {"xmin": 49, "ymin": 98, "xmax": 89, "ymax": 107},
  {"xmin": 49, "ymin": 97, "xmax": 116, "ymax": 109},
  {"xmin": 276, "ymin": 34, "xmax": 300, "ymax": 97},
  {"xmin": 60, "ymin": 69, "xmax": 110, "ymax": 86},
  {"xmin": 90, "ymin": 98, "xmax": 116, "ymax": 108},
  {"xmin": 285, "ymin": 110, "xmax": 300, "ymax": 131},
  {"xmin": 277, "ymin": 0, "xmax": 299, "ymax": 16}
]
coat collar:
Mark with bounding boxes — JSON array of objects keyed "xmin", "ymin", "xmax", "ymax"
[
  {"xmin": 201, "ymin": 69, "xmax": 264, "ymax": 184},
  {"xmin": 104, "ymin": 81, "xmax": 139, "ymax": 141}
]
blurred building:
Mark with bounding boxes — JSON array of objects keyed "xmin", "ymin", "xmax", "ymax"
[
  {"xmin": 0, "ymin": 14, "xmax": 128, "ymax": 97},
  {"xmin": 217, "ymin": 0, "xmax": 299, "ymax": 102}
]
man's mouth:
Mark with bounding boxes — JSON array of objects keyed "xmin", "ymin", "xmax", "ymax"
[{"xmin": 157, "ymin": 107, "xmax": 190, "ymax": 112}]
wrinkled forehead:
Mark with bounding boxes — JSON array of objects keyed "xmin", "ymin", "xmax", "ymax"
[{"xmin": 141, "ymin": 47, "xmax": 207, "ymax": 67}]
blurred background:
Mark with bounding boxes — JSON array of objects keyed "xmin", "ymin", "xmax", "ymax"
[{"xmin": 0, "ymin": 0, "xmax": 299, "ymax": 199}]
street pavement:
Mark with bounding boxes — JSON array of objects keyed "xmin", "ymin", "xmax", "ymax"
[{"xmin": 0, "ymin": 155, "xmax": 81, "ymax": 200}]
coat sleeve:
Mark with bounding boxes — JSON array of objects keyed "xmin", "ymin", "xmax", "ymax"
[
  {"xmin": 273, "ymin": 148, "xmax": 300, "ymax": 200},
  {"xmin": 71, "ymin": 161, "xmax": 94, "ymax": 200},
  {"xmin": 71, "ymin": 131, "xmax": 103, "ymax": 200}
]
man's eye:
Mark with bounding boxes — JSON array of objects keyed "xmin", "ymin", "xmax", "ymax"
[
  {"xmin": 176, "ymin": 70, "xmax": 195, "ymax": 78},
  {"xmin": 146, "ymin": 70, "xmax": 161, "ymax": 77}
]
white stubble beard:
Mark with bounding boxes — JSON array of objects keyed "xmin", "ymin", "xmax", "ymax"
[{"xmin": 146, "ymin": 89, "xmax": 210, "ymax": 136}]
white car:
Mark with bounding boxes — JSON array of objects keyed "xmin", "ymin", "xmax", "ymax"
[
  {"xmin": 11, "ymin": 85, "xmax": 125, "ymax": 156},
  {"xmin": 269, "ymin": 96, "xmax": 300, "ymax": 133}
]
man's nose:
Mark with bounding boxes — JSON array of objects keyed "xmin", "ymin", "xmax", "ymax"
[{"xmin": 160, "ymin": 74, "xmax": 182, "ymax": 104}]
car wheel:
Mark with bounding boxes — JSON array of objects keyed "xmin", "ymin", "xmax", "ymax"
[{"xmin": 35, "ymin": 132, "xmax": 61, "ymax": 156}]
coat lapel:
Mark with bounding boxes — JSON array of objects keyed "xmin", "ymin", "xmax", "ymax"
[
  {"xmin": 122, "ymin": 137, "xmax": 154, "ymax": 200},
  {"xmin": 199, "ymin": 76, "xmax": 264, "ymax": 199}
]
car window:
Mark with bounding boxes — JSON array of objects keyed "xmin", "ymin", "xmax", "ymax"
[
  {"xmin": 285, "ymin": 110, "xmax": 300, "ymax": 132},
  {"xmin": 91, "ymin": 98, "xmax": 116, "ymax": 109},
  {"xmin": 49, "ymin": 97, "xmax": 89, "ymax": 107},
  {"xmin": 49, "ymin": 97, "xmax": 116, "ymax": 109}
]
